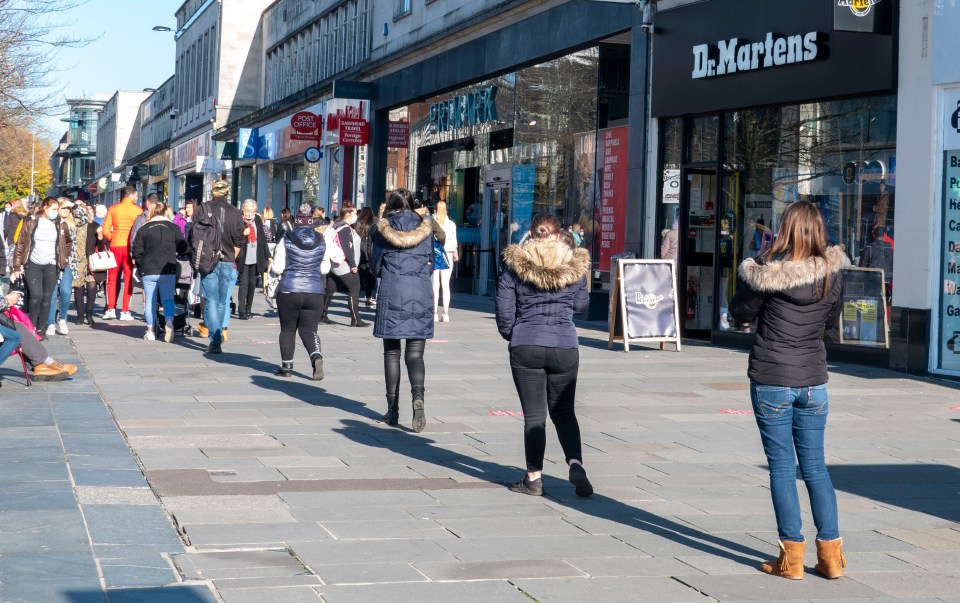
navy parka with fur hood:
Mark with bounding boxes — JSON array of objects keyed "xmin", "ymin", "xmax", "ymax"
[{"xmin": 371, "ymin": 210, "xmax": 435, "ymax": 340}]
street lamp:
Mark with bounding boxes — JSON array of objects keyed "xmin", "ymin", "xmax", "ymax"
[{"xmin": 152, "ymin": 25, "xmax": 172, "ymax": 32}]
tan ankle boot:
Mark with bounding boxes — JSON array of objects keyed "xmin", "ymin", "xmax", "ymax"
[
  {"xmin": 760, "ymin": 540, "xmax": 805, "ymax": 580},
  {"xmin": 815, "ymin": 538, "xmax": 847, "ymax": 579}
]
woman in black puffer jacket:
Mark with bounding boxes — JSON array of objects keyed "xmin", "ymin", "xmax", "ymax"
[
  {"xmin": 372, "ymin": 188, "xmax": 435, "ymax": 432},
  {"xmin": 729, "ymin": 200, "xmax": 849, "ymax": 582},
  {"xmin": 131, "ymin": 202, "xmax": 188, "ymax": 343},
  {"xmin": 495, "ymin": 214, "xmax": 593, "ymax": 499}
]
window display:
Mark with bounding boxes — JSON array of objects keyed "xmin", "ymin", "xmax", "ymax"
[{"xmin": 719, "ymin": 96, "xmax": 896, "ymax": 347}]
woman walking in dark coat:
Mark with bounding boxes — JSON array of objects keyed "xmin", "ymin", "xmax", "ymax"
[
  {"xmin": 729, "ymin": 200, "xmax": 848, "ymax": 581},
  {"xmin": 236, "ymin": 199, "xmax": 270, "ymax": 319},
  {"xmin": 270, "ymin": 208, "xmax": 330, "ymax": 379},
  {"xmin": 355, "ymin": 207, "xmax": 377, "ymax": 306},
  {"xmin": 372, "ymin": 188, "xmax": 435, "ymax": 432},
  {"xmin": 495, "ymin": 214, "xmax": 593, "ymax": 498},
  {"xmin": 132, "ymin": 202, "xmax": 188, "ymax": 343}
]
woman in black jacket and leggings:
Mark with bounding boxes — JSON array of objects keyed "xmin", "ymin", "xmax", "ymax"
[
  {"xmin": 730, "ymin": 200, "xmax": 848, "ymax": 581},
  {"xmin": 495, "ymin": 214, "xmax": 593, "ymax": 498}
]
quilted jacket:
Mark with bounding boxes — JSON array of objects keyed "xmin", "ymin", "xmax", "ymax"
[{"xmin": 371, "ymin": 210, "xmax": 434, "ymax": 340}]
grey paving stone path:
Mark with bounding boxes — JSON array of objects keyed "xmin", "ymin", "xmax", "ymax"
[{"xmin": 2, "ymin": 293, "xmax": 958, "ymax": 603}]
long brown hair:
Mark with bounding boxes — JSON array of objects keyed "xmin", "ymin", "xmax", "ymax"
[{"xmin": 763, "ymin": 201, "xmax": 830, "ymax": 293}]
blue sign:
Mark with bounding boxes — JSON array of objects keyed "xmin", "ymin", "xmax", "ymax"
[
  {"xmin": 511, "ymin": 163, "xmax": 536, "ymax": 243},
  {"xmin": 239, "ymin": 128, "xmax": 261, "ymax": 159}
]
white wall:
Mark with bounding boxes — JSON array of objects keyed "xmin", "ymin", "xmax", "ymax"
[{"xmin": 892, "ymin": 0, "xmax": 936, "ymax": 312}]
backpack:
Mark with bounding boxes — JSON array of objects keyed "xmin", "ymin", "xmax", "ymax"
[
  {"xmin": 191, "ymin": 206, "xmax": 225, "ymax": 276},
  {"xmin": 323, "ymin": 225, "xmax": 346, "ymax": 266}
]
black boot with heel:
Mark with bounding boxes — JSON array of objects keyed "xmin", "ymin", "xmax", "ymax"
[
  {"xmin": 411, "ymin": 385, "xmax": 426, "ymax": 433},
  {"xmin": 380, "ymin": 395, "xmax": 399, "ymax": 426}
]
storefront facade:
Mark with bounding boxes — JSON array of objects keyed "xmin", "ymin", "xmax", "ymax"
[
  {"xmin": 169, "ymin": 130, "xmax": 216, "ymax": 207},
  {"xmin": 650, "ymin": 0, "xmax": 904, "ymax": 365},
  {"xmin": 368, "ymin": 1, "xmax": 639, "ymax": 299}
]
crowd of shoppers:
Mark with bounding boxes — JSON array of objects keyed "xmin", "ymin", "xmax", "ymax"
[{"xmin": 0, "ymin": 187, "xmax": 850, "ymax": 583}]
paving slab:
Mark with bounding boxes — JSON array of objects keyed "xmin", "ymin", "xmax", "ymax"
[{"xmin": 10, "ymin": 294, "xmax": 956, "ymax": 603}]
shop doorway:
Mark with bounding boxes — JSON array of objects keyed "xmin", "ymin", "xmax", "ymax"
[
  {"xmin": 478, "ymin": 163, "xmax": 512, "ymax": 295},
  {"xmin": 680, "ymin": 169, "xmax": 718, "ymax": 337}
]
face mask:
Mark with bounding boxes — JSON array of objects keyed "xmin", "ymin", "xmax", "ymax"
[{"xmin": 46, "ymin": 209, "xmax": 59, "ymax": 220}]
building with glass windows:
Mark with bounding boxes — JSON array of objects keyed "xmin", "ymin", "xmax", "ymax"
[
  {"xmin": 646, "ymin": 0, "xmax": 949, "ymax": 375},
  {"xmin": 366, "ymin": 0, "xmax": 644, "ymax": 304},
  {"xmin": 50, "ymin": 98, "xmax": 106, "ymax": 199}
]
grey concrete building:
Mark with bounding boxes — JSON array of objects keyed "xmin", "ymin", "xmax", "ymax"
[
  {"xmin": 168, "ymin": 0, "xmax": 271, "ymax": 207},
  {"xmin": 94, "ymin": 90, "xmax": 151, "ymax": 205},
  {"xmin": 125, "ymin": 76, "xmax": 176, "ymax": 201}
]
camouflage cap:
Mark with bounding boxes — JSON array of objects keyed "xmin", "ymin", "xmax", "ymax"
[{"xmin": 211, "ymin": 180, "xmax": 230, "ymax": 199}]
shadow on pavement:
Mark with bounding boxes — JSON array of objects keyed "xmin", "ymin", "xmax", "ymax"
[
  {"xmin": 829, "ymin": 464, "xmax": 960, "ymax": 523},
  {"xmin": 65, "ymin": 585, "xmax": 217, "ymax": 602},
  {"xmin": 251, "ymin": 374, "xmax": 381, "ymax": 421},
  {"xmin": 333, "ymin": 418, "xmax": 769, "ymax": 568}
]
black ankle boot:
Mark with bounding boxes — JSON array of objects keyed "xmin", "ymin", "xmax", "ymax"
[
  {"xmin": 411, "ymin": 385, "xmax": 426, "ymax": 433},
  {"xmin": 320, "ymin": 294, "xmax": 335, "ymax": 324},
  {"xmin": 274, "ymin": 361, "xmax": 293, "ymax": 377},
  {"xmin": 348, "ymin": 299, "xmax": 368, "ymax": 327},
  {"xmin": 311, "ymin": 354, "xmax": 324, "ymax": 381},
  {"xmin": 380, "ymin": 395, "xmax": 399, "ymax": 426}
]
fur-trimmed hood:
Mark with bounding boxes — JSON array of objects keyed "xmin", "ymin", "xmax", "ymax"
[
  {"xmin": 376, "ymin": 212, "xmax": 432, "ymax": 249},
  {"xmin": 503, "ymin": 239, "xmax": 590, "ymax": 290},
  {"xmin": 739, "ymin": 245, "xmax": 850, "ymax": 298}
]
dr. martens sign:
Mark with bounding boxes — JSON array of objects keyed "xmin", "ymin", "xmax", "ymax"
[
  {"xmin": 651, "ymin": 0, "xmax": 896, "ymax": 117},
  {"xmin": 691, "ymin": 32, "xmax": 821, "ymax": 80}
]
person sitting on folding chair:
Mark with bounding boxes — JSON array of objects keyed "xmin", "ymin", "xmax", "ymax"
[{"xmin": 0, "ymin": 291, "xmax": 77, "ymax": 382}]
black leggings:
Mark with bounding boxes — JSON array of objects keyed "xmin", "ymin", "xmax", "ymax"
[
  {"xmin": 237, "ymin": 263, "xmax": 259, "ymax": 315},
  {"xmin": 383, "ymin": 338, "xmax": 425, "ymax": 398},
  {"xmin": 325, "ymin": 271, "xmax": 361, "ymax": 310},
  {"xmin": 25, "ymin": 262, "xmax": 58, "ymax": 332},
  {"xmin": 74, "ymin": 281, "xmax": 97, "ymax": 318},
  {"xmin": 509, "ymin": 345, "xmax": 583, "ymax": 472},
  {"xmin": 276, "ymin": 292, "xmax": 323, "ymax": 362}
]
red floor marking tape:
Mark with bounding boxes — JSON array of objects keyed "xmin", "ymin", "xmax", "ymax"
[
  {"xmin": 720, "ymin": 409, "xmax": 754, "ymax": 415},
  {"xmin": 487, "ymin": 410, "xmax": 523, "ymax": 417}
]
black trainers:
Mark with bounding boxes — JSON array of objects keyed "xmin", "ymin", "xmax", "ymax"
[
  {"xmin": 274, "ymin": 362, "xmax": 293, "ymax": 377},
  {"xmin": 569, "ymin": 463, "xmax": 594, "ymax": 497},
  {"xmin": 509, "ymin": 475, "xmax": 544, "ymax": 496},
  {"xmin": 205, "ymin": 343, "xmax": 222, "ymax": 355}
]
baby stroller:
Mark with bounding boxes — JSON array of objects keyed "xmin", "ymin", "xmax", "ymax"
[{"xmin": 156, "ymin": 256, "xmax": 194, "ymax": 336}]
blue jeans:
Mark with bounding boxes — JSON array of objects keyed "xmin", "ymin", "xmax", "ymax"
[
  {"xmin": 0, "ymin": 324, "xmax": 23, "ymax": 367},
  {"xmin": 200, "ymin": 262, "xmax": 238, "ymax": 345},
  {"xmin": 47, "ymin": 266, "xmax": 73, "ymax": 324},
  {"xmin": 751, "ymin": 382, "xmax": 839, "ymax": 542},
  {"xmin": 143, "ymin": 274, "xmax": 176, "ymax": 328}
]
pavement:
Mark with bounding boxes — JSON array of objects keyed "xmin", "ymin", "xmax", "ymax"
[{"xmin": 1, "ymin": 292, "xmax": 959, "ymax": 603}]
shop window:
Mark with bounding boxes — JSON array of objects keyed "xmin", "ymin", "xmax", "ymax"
[{"xmin": 717, "ymin": 95, "xmax": 896, "ymax": 346}]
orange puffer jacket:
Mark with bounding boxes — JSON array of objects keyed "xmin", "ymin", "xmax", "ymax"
[{"xmin": 103, "ymin": 198, "xmax": 142, "ymax": 248}]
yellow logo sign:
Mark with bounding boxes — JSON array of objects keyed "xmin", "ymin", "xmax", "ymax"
[{"xmin": 838, "ymin": 0, "xmax": 881, "ymax": 17}]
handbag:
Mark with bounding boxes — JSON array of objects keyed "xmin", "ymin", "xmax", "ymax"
[
  {"xmin": 433, "ymin": 239, "xmax": 449, "ymax": 270},
  {"xmin": 88, "ymin": 250, "xmax": 118, "ymax": 272}
]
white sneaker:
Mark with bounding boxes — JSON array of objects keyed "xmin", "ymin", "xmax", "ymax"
[
  {"xmin": 57, "ymin": 319, "xmax": 69, "ymax": 335},
  {"xmin": 441, "ymin": 313, "xmax": 450, "ymax": 323},
  {"xmin": 119, "ymin": 311, "xmax": 135, "ymax": 321},
  {"xmin": 101, "ymin": 309, "xmax": 116, "ymax": 320},
  {"xmin": 143, "ymin": 329, "xmax": 156, "ymax": 341},
  {"xmin": 45, "ymin": 323, "xmax": 56, "ymax": 337},
  {"xmin": 434, "ymin": 313, "xmax": 439, "ymax": 323}
]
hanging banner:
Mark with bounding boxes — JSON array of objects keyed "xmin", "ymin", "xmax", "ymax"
[
  {"xmin": 598, "ymin": 126, "xmax": 628, "ymax": 271},
  {"xmin": 387, "ymin": 121, "xmax": 410, "ymax": 148},
  {"xmin": 511, "ymin": 164, "xmax": 536, "ymax": 244},
  {"xmin": 339, "ymin": 118, "xmax": 370, "ymax": 146}
]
